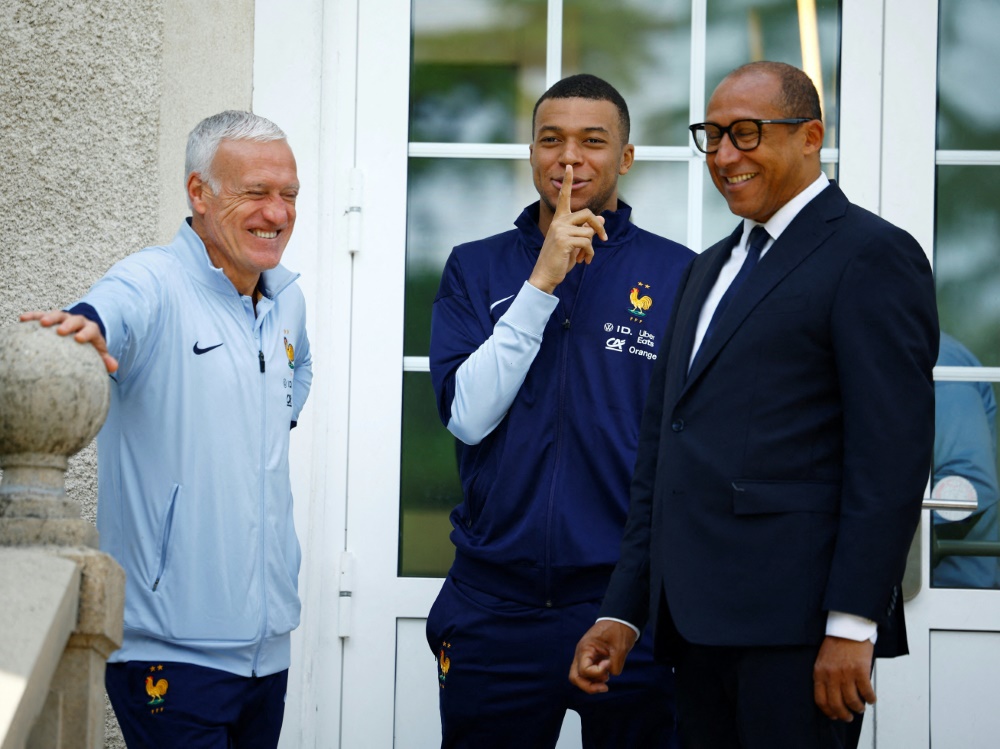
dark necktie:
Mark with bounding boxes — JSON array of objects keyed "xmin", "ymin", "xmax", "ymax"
[{"xmin": 701, "ymin": 224, "xmax": 769, "ymax": 343}]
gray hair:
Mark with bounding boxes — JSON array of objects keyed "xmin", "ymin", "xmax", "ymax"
[{"xmin": 184, "ymin": 110, "xmax": 287, "ymax": 205}]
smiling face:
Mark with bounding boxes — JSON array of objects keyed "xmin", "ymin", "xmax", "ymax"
[
  {"xmin": 529, "ymin": 97, "xmax": 634, "ymax": 234},
  {"xmin": 704, "ymin": 70, "xmax": 824, "ymax": 224},
  {"xmin": 188, "ymin": 138, "xmax": 299, "ymax": 295}
]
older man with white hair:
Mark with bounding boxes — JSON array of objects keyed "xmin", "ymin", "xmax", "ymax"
[{"xmin": 21, "ymin": 110, "xmax": 312, "ymax": 748}]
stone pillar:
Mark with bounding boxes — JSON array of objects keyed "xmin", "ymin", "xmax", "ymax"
[
  {"xmin": 0, "ymin": 321, "xmax": 125, "ymax": 749},
  {"xmin": 0, "ymin": 322, "xmax": 109, "ymax": 547}
]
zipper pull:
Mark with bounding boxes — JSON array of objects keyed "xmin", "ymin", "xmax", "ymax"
[
  {"xmin": 562, "ymin": 318, "xmax": 571, "ymax": 330},
  {"xmin": 259, "ymin": 350, "xmax": 265, "ymax": 373}
]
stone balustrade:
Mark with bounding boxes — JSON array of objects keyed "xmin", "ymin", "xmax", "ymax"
[{"xmin": 0, "ymin": 321, "xmax": 124, "ymax": 749}]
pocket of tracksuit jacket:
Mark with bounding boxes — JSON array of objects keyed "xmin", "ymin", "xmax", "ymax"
[{"xmin": 151, "ymin": 484, "xmax": 180, "ymax": 591}]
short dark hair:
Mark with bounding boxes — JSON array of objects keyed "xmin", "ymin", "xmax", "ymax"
[
  {"xmin": 726, "ymin": 61, "xmax": 823, "ymax": 121},
  {"xmin": 532, "ymin": 73, "xmax": 631, "ymax": 143}
]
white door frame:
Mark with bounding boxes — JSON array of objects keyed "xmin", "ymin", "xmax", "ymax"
[{"xmin": 252, "ymin": 0, "xmax": 361, "ymax": 745}]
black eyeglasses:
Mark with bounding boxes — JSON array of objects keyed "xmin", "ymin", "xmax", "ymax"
[{"xmin": 688, "ymin": 118, "xmax": 813, "ymax": 154}]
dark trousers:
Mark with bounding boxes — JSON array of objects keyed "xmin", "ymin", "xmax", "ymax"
[
  {"xmin": 106, "ymin": 661, "xmax": 288, "ymax": 749},
  {"xmin": 673, "ymin": 639, "xmax": 863, "ymax": 749},
  {"xmin": 426, "ymin": 575, "xmax": 678, "ymax": 749}
]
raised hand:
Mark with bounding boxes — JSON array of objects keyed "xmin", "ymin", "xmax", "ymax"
[
  {"xmin": 528, "ymin": 164, "xmax": 608, "ymax": 294},
  {"xmin": 20, "ymin": 310, "xmax": 119, "ymax": 373}
]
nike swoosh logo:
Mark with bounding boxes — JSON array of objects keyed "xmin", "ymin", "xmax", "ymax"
[
  {"xmin": 193, "ymin": 342, "xmax": 224, "ymax": 355},
  {"xmin": 489, "ymin": 294, "xmax": 515, "ymax": 312}
]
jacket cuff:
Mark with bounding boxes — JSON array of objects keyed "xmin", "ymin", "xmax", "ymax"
[{"xmin": 65, "ymin": 302, "xmax": 107, "ymax": 340}]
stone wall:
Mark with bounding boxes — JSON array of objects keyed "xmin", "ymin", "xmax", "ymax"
[{"xmin": 0, "ymin": 1, "xmax": 255, "ymax": 745}]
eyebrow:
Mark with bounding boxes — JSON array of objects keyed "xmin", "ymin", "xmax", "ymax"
[
  {"xmin": 536, "ymin": 125, "xmax": 612, "ymax": 136},
  {"xmin": 242, "ymin": 181, "xmax": 300, "ymax": 191}
]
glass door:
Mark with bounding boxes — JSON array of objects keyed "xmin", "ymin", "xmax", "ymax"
[
  {"xmin": 874, "ymin": 0, "xmax": 1000, "ymax": 746},
  {"xmin": 346, "ymin": 0, "xmax": 843, "ymax": 745}
]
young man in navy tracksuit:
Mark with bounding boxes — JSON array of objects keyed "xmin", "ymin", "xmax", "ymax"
[{"xmin": 428, "ymin": 74, "xmax": 694, "ymax": 748}]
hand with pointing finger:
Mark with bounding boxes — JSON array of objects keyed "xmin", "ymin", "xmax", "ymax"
[{"xmin": 529, "ymin": 165, "xmax": 608, "ymax": 294}]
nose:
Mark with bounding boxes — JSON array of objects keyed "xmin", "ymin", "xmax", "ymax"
[
  {"xmin": 711, "ymin": 131, "xmax": 742, "ymax": 167},
  {"xmin": 261, "ymin": 194, "xmax": 292, "ymax": 227},
  {"xmin": 558, "ymin": 140, "xmax": 583, "ymax": 166}
]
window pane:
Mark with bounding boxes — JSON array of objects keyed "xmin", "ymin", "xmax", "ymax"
[
  {"xmin": 937, "ymin": 1, "xmax": 1000, "ymax": 151},
  {"xmin": 934, "ymin": 165, "xmax": 1000, "ymax": 367},
  {"xmin": 930, "ymin": 373, "xmax": 1000, "ymax": 590},
  {"xmin": 404, "ymin": 157, "xmax": 536, "ymax": 356},
  {"xmin": 410, "ymin": 0, "xmax": 547, "ymax": 143},
  {"xmin": 706, "ymin": 0, "xmax": 840, "ymax": 150},
  {"xmin": 400, "ymin": 371, "xmax": 460, "ymax": 577},
  {"xmin": 562, "ymin": 0, "xmax": 692, "ymax": 145},
  {"xmin": 621, "ymin": 161, "xmax": 689, "ymax": 243}
]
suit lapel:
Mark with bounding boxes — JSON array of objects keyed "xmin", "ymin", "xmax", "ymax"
[
  {"xmin": 682, "ymin": 183, "xmax": 850, "ymax": 391},
  {"xmin": 661, "ymin": 224, "xmax": 742, "ymax": 403}
]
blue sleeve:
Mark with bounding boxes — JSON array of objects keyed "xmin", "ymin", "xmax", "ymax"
[
  {"xmin": 73, "ymin": 253, "xmax": 165, "ymax": 380},
  {"xmin": 65, "ymin": 302, "xmax": 106, "ymax": 340},
  {"xmin": 429, "ymin": 252, "xmax": 557, "ymax": 446},
  {"xmin": 933, "ymin": 379, "xmax": 1000, "ymax": 514}
]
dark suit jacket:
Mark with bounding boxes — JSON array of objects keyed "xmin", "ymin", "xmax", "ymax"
[{"xmin": 600, "ymin": 182, "xmax": 938, "ymax": 658}]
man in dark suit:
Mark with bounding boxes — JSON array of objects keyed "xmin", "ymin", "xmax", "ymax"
[{"xmin": 569, "ymin": 61, "xmax": 939, "ymax": 748}]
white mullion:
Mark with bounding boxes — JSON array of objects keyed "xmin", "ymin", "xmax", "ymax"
[
  {"xmin": 687, "ymin": 0, "xmax": 708, "ymax": 253},
  {"xmin": 408, "ymin": 142, "xmax": 527, "ymax": 159},
  {"xmin": 936, "ymin": 150, "xmax": 1000, "ymax": 166},
  {"xmin": 409, "ymin": 144, "xmax": 737, "ymax": 163},
  {"xmin": 546, "ymin": 0, "xmax": 563, "ymax": 87},
  {"xmin": 934, "ymin": 366, "xmax": 1000, "ymax": 383},
  {"xmin": 403, "ymin": 356, "xmax": 430, "ymax": 373},
  {"xmin": 880, "ymin": 0, "xmax": 939, "ymax": 256},
  {"xmin": 838, "ymin": 0, "xmax": 885, "ymax": 213},
  {"xmin": 623, "ymin": 145, "xmax": 696, "ymax": 162}
]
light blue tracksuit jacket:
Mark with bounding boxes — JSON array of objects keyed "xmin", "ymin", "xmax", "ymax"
[{"xmin": 77, "ymin": 220, "xmax": 313, "ymax": 677}]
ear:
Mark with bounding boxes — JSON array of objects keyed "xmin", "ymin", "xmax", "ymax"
[
  {"xmin": 187, "ymin": 172, "xmax": 209, "ymax": 216},
  {"xmin": 802, "ymin": 119, "xmax": 825, "ymax": 156},
  {"xmin": 619, "ymin": 143, "xmax": 636, "ymax": 176}
]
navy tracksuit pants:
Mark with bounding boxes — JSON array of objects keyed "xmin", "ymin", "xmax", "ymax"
[
  {"xmin": 105, "ymin": 661, "xmax": 287, "ymax": 748},
  {"xmin": 427, "ymin": 575, "xmax": 679, "ymax": 749}
]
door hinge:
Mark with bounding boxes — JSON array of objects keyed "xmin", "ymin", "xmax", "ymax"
[
  {"xmin": 346, "ymin": 168, "xmax": 363, "ymax": 255},
  {"xmin": 338, "ymin": 550, "xmax": 355, "ymax": 639}
]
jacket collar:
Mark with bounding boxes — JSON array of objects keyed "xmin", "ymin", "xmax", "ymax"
[
  {"xmin": 514, "ymin": 200, "xmax": 637, "ymax": 250},
  {"xmin": 170, "ymin": 218, "xmax": 299, "ymax": 299}
]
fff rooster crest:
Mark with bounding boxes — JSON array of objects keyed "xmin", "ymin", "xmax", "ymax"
[{"xmin": 628, "ymin": 282, "xmax": 653, "ymax": 321}]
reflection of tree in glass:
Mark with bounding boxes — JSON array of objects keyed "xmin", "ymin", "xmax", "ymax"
[
  {"xmin": 934, "ymin": 0, "xmax": 1000, "ymax": 369},
  {"xmin": 937, "ymin": 1, "xmax": 1000, "ymax": 151},
  {"xmin": 934, "ymin": 166, "xmax": 1000, "ymax": 369},
  {"xmin": 409, "ymin": 64, "xmax": 520, "ymax": 143},
  {"xmin": 411, "ymin": 0, "xmax": 678, "ymax": 144},
  {"xmin": 704, "ymin": 0, "xmax": 840, "ymax": 149}
]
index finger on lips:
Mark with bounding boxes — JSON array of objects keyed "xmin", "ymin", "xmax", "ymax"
[{"xmin": 555, "ymin": 164, "xmax": 574, "ymax": 217}]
